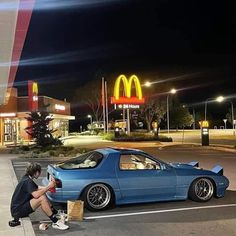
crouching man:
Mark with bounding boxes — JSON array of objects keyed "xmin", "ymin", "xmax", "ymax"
[{"xmin": 9, "ymin": 162, "xmax": 69, "ymax": 230}]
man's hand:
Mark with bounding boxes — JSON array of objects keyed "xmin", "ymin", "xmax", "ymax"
[
  {"xmin": 47, "ymin": 180, "xmax": 56, "ymax": 190},
  {"xmin": 32, "ymin": 180, "xmax": 56, "ymax": 199}
]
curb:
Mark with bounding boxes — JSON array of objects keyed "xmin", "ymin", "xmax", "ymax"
[{"xmin": 8, "ymin": 159, "xmax": 36, "ymax": 236}]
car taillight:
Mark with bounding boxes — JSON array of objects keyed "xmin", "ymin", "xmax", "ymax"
[{"xmin": 55, "ymin": 178, "xmax": 62, "ymax": 188}]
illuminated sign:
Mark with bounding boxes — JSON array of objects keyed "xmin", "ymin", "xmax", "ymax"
[
  {"xmin": 55, "ymin": 104, "xmax": 65, "ymax": 111},
  {"xmin": 32, "ymin": 82, "xmax": 38, "ymax": 94},
  {"xmin": 199, "ymin": 120, "xmax": 209, "ymax": 128},
  {"xmin": 116, "ymin": 104, "xmax": 140, "ymax": 109},
  {"xmin": 111, "ymin": 75, "xmax": 145, "ymax": 105},
  {"xmin": 28, "ymin": 80, "xmax": 38, "ymax": 111},
  {"xmin": 0, "ymin": 113, "xmax": 16, "ymax": 117}
]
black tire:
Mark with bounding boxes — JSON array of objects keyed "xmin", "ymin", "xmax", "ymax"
[
  {"xmin": 82, "ymin": 183, "xmax": 113, "ymax": 211},
  {"xmin": 189, "ymin": 178, "xmax": 214, "ymax": 202}
]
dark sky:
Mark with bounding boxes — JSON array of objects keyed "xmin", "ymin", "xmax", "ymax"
[{"xmin": 15, "ymin": 0, "xmax": 236, "ymax": 107}]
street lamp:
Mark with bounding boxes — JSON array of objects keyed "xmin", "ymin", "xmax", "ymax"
[
  {"xmin": 167, "ymin": 88, "xmax": 177, "ymax": 133},
  {"xmin": 87, "ymin": 114, "xmax": 92, "ymax": 125},
  {"xmin": 205, "ymin": 96, "xmax": 224, "ymax": 121},
  {"xmin": 144, "ymin": 81, "xmax": 151, "ymax": 87},
  {"xmin": 215, "ymin": 96, "xmax": 235, "ymax": 135}
]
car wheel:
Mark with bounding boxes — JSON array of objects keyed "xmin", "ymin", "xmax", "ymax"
[
  {"xmin": 189, "ymin": 178, "xmax": 214, "ymax": 202},
  {"xmin": 83, "ymin": 183, "xmax": 113, "ymax": 211}
]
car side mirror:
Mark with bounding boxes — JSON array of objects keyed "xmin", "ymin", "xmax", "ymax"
[{"xmin": 161, "ymin": 163, "xmax": 170, "ymax": 171}]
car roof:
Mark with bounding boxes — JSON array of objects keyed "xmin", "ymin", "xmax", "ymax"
[{"xmin": 96, "ymin": 147, "xmax": 143, "ymax": 155}]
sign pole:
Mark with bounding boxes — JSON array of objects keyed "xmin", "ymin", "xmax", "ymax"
[
  {"xmin": 102, "ymin": 77, "xmax": 106, "ymax": 133},
  {"xmin": 105, "ymin": 81, "xmax": 109, "ymax": 133},
  {"xmin": 127, "ymin": 108, "xmax": 130, "ymax": 135}
]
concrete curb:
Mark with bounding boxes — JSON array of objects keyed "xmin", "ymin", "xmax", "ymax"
[{"xmin": 8, "ymin": 159, "xmax": 36, "ymax": 236}]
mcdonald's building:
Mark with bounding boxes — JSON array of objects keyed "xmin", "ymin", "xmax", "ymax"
[{"xmin": 0, "ymin": 81, "xmax": 75, "ymax": 146}]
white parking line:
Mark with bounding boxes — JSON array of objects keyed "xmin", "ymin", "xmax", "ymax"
[{"xmin": 84, "ymin": 204, "xmax": 236, "ymax": 220}]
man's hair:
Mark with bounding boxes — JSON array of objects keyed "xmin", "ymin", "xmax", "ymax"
[{"xmin": 26, "ymin": 163, "xmax": 41, "ymax": 177}]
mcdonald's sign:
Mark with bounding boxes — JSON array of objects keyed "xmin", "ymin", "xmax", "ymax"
[
  {"xmin": 199, "ymin": 120, "xmax": 209, "ymax": 128},
  {"xmin": 32, "ymin": 82, "xmax": 38, "ymax": 94},
  {"xmin": 111, "ymin": 75, "xmax": 145, "ymax": 104},
  {"xmin": 28, "ymin": 80, "xmax": 38, "ymax": 111}
]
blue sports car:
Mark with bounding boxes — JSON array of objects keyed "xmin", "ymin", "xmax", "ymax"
[{"xmin": 42, "ymin": 147, "xmax": 229, "ymax": 211}]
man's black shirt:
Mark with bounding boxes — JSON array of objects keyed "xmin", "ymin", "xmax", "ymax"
[{"xmin": 10, "ymin": 175, "xmax": 38, "ymax": 215}]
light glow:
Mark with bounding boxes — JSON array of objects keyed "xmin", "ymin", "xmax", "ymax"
[
  {"xmin": 170, "ymin": 88, "xmax": 177, "ymax": 94},
  {"xmin": 55, "ymin": 104, "xmax": 65, "ymax": 111},
  {"xmin": 0, "ymin": 0, "xmax": 122, "ymax": 11},
  {"xmin": 144, "ymin": 81, "xmax": 151, "ymax": 87},
  {"xmin": 117, "ymin": 104, "xmax": 140, "ymax": 109},
  {"xmin": 0, "ymin": 113, "xmax": 16, "ymax": 117},
  {"xmin": 216, "ymin": 96, "xmax": 224, "ymax": 103}
]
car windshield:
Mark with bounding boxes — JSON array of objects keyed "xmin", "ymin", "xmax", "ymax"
[
  {"xmin": 58, "ymin": 151, "xmax": 103, "ymax": 170},
  {"xmin": 142, "ymin": 153, "xmax": 168, "ymax": 165}
]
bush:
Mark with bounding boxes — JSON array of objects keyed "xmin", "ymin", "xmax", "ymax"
[
  {"xmin": 102, "ymin": 132, "xmax": 115, "ymax": 140},
  {"xmin": 110, "ymin": 132, "xmax": 172, "ymax": 142},
  {"xmin": 10, "ymin": 141, "xmax": 91, "ymax": 159},
  {"xmin": 19, "ymin": 145, "xmax": 30, "ymax": 151}
]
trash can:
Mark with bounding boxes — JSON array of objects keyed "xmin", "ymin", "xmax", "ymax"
[{"xmin": 200, "ymin": 121, "xmax": 209, "ymax": 146}]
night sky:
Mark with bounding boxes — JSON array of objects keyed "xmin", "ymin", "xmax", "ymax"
[{"xmin": 15, "ymin": 0, "xmax": 236, "ymax": 112}]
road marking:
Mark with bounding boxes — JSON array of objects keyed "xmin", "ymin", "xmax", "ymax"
[{"xmin": 84, "ymin": 204, "xmax": 236, "ymax": 220}]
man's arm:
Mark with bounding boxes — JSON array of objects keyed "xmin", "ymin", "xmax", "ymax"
[{"xmin": 31, "ymin": 181, "xmax": 55, "ymax": 199}]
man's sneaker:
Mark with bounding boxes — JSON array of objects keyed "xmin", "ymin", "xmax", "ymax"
[{"xmin": 52, "ymin": 220, "xmax": 69, "ymax": 230}]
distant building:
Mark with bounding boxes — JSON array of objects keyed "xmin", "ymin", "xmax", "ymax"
[{"xmin": 0, "ymin": 86, "xmax": 75, "ymax": 146}]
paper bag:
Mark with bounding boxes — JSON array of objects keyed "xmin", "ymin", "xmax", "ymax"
[{"xmin": 67, "ymin": 200, "xmax": 84, "ymax": 221}]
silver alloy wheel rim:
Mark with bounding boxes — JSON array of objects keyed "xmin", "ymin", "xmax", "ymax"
[
  {"xmin": 87, "ymin": 184, "xmax": 111, "ymax": 209},
  {"xmin": 194, "ymin": 178, "xmax": 214, "ymax": 201}
]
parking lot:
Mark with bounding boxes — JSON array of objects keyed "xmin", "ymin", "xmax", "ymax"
[{"xmin": 12, "ymin": 146, "xmax": 236, "ymax": 236}]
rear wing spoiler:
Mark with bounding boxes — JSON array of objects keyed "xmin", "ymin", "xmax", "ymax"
[
  {"xmin": 188, "ymin": 161, "xmax": 223, "ymax": 175},
  {"xmin": 211, "ymin": 165, "xmax": 223, "ymax": 175},
  {"xmin": 188, "ymin": 161, "xmax": 199, "ymax": 167}
]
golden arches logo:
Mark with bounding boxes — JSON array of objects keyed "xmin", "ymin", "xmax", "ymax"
[
  {"xmin": 32, "ymin": 82, "xmax": 38, "ymax": 94},
  {"xmin": 111, "ymin": 74, "xmax": 145, "ymax": 104},
  {"xmin": 199, "ymin": 120, "xmax": 209, "ymax": 128}
]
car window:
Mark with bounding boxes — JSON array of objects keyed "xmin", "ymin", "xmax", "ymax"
[
  {"xmin": 119, "ymin": 153, "xmax": 161, "ymax": 170},
  {"xmin": 58, "ymin": 151, "xmax": 103, "ymax": 169}
]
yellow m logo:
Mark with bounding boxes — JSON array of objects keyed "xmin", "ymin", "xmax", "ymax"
[
  {"xmin": 32, "ymin": 82, "xmax": 38, "ymax": 94},
  {"xmin": 199, "ymin": 120, "xmax": 209, "ymax": 128},
  {"xmin": 111, "ymin": 74, "xmax": 144, "ymax": 104}
]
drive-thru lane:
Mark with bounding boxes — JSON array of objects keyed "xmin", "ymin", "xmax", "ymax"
[{"xmin": 12, "ymin": 146, "xmax": 236, "ymax": 236}]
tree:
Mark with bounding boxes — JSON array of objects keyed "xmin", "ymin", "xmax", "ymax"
[
  {"xmin": 25, "ymin": 111, "xmax": 62, "ymax": 147},
  {"xmin": 73, "ymin": 78, "xmax": 112, "ymax": 122},
  {"xmin": 140, "ymin": 97, "xmax": 166, "ymax": 132},
  {"xmin": 169, "ymin": 105, "xmax": 193, "ymax": 129}
]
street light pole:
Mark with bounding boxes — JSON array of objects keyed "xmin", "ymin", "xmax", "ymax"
[
  {"xmin": 87, "ymin": 115, "xmax": 92, "ymax": 125},
  {"xmin": 204, "ymin": 99, "xmax": 210, "ymax": 121},
  {"xmin": 167, "ymin": 94, "xmax": 170, "ymax": 133},
  {"xmin": 230, "ymin": 101, "xmax": 235, "ymax": 135},
  {"xmin": 205, "ymin": 95, "xmax": 224, "ymax": 121},
  {"xmin": 192, "ymin": 107, "xmax": 196, "ymax": 130},
  {"xmin": 167, "ymin": 88, "xmax": 176, "ymax": 134}
]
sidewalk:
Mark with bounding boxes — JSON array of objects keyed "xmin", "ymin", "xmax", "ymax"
[{"xmin": 0, "ymin": 154, "xmax": 35, "ymax": 236}]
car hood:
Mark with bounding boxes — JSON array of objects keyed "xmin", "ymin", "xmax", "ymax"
[{"xmin": 169, "ymin": 163, "xmax": 197, "ymax": 169}]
